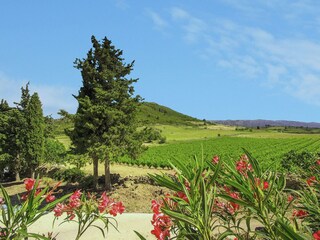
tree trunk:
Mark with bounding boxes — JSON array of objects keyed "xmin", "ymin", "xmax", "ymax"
[
  {"xmin": 15, "ymin": 171, "xmax": 20, "ymax": 181},
  {"xmin": 14, "ymin": 154, "xmax": 21, "ymax": 181},
  {"xmin": 104, "ymin": 156, "xmax": 111, "ymax": 191},
  {"xmin": 30, "ymin": 170, "xmax": 35, "ymax": 179},
  {"xmin": 93, "ymin": 156, "xmax": 99, "ymax": 189}
]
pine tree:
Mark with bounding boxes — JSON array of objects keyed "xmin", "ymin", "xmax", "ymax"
[
  {"xmin": 69, "ymin": 36, "xmax": 143, "ymax": 190},
  {"xmin": 25, "ymin": 93, "xmax": 45, "ymax": 178}
]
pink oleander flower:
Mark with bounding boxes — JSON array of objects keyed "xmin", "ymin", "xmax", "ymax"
[
  {"xmin": 212, "ymin": 155, "xmax": 219, "ymax": 164},
  {"xmin": 69, "ymin": 190, "xmax": 82, "ymax": 208},
  {"xmin": 292, "ymin": 209, "xmax": 308, "ymax": 219},
  {"xmin": 98, "ymin": 192, "xmax": 111, "ymax": 213},
  {"xmin": 109, "ymin": 201, "xmax": 125, "ymax": 216},
  {"xmin": 53, "ymin": 203, "xmax": 65, "ymax": 217},
  {"xmin": 184, "ymin": 180, "xmax": 191, "ymax": 191},
  {"xmin": 236, "ymin": 155, "xmax": 253, "ymax": 176},
  {"xmin": 151, "ymin": 199, "xmax": 172, "ymax": 240},
  {"xmin": 307, "ymin": 176, "xmax": 317, "ymax": 186},
  {"xmin": 255, "ymin": 178, "xmax": 269, "ymax": 190},
  {"xmin": 313, "ymin": 230, "xmax": 320, "ymax": 239},
  {"xmin": 24, "ymin": 178, "xmax": 36, "ymax": 191},
  {"xmin": 175, "ymin": 191, "xmax": 189, "ymax": 203},
  {"xmin": 287, "ymin": 195, "xmax": 294, "ymax": 202},
  {"xmin": 21, "ymin": 193, "xmax": 28, "ymax": 201},
  {"xmin": 45, "ymin": 194, "xmax": 56, "ymax": 203},
  {"xmin": 151, "ymin": 199, "xmax": 161, "ymax": 214},
  {"xmin": 224, "ymin": 187, "xmax": 240, "ymax": 214}
]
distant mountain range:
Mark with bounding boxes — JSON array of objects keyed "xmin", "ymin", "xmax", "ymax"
[{"xmin": 212, "ymin": 120, "xmax": 320, "ymax": 128}]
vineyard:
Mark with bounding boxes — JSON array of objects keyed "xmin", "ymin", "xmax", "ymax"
[{"xmin": 118, "ymin": 136, "xmax": 320, "ymax": 169}]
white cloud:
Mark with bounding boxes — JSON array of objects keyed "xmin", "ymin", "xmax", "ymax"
[
  {"xmin": 265, "ymin": 64, "xmax": 287, "ymax": 87},
  {"xmin": 167, "ymin": 7, "xmax": 320, "ymax": 106},
  {"xmin": 170, "ymin": 7, "xmax": 206, "ymax": 43},
  {"xmin": 0, "ymin": 72, "xmax": 76, "ymax": 117},
  {"xmin": 0, "ymin": 72, "xmax": 28, "ymax": 106},
  {"xmin": 288, "ymin": 74, "xmax": 320, "ymax": 106},
  {"xmin": 171, "ymin": 7, "xmax": 189, "ymax": 20},
  {"xmin": 33, "ymin": 85, "xmax": 77, "ymax": 116},
  {"xmin": 218, "ymin": 56, "xmax": 262, "ymax": 79},
  {"xmin": 146, "ymin": 10, "xmax": 168, "ymax": 29}
]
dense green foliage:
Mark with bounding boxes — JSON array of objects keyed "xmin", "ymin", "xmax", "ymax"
[
  {"xmin": 53, "ymin": 167, "xmax": 86, "ymax": 182},
  {"xmin": 0, "ymin": 84, "xmax": 57, "ymax": 180},
  {"xmin": 281, "ymin": 150, "xmax": 318, "ymax": 175},
  {"xmin": 53, "ymin": 100, "xmax": 199, "ymax": 136},
  {"xmin": 69, "ymin": 35, "xmax": 144, "ymax": 190},
  {"xmin": 43, "ymin": 138, "xmax": 67, "ymax": 164},
  {"xmin": 145, "ymin": 151, "xmax": 318, "ymax": 240},
  {"xmin": 137, "ymin": 102, "xmax": 199, "ymax": 125},
  {"xmin": 24, "ymin": 93, "xmax": 45, "ymax": 177},
  {"xmin": 0, "ymin": 106, "xmax": 25, "ymax": 180},
  {"xmin": 119, "ymin": 137, "xmax": 320, "ymax": 169}
]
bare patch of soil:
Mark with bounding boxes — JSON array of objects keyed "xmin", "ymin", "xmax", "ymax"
[
  {"xmin": 1, "ymin": 164, "xmax": 173, "ymax": 213},
  {"xmin": 107, "ymin": 164, "xmax": 174, "ymax": 213}
]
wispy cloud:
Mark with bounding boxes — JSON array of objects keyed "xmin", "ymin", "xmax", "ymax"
[
  {"xmin": 146, "ymin": 9, "xmax": 168, "ymax": 30},
  {"xmin": 33, "ymin": 85, "xmax": 77, "ymax": 116},
  {"xmin": 0, "ymin": 72, "xmax": 76, "ymax": 117},
  {"xmin": 0, "ymin": 72, "xmax": 28, "ymax": 106},
  {"xmin": 167, "ymin": 7, "xmax": 320, "ymax": 106},
  {"xmin": 114, "ymin": 0, "xmax": 129, "ymax": 10},
  {"xmin": 170, "ymin": 7, "xmax": 206, "ymax": 43}
]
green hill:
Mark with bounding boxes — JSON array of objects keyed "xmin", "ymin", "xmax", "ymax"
[
  {"xmin": 53, "ymin": 102, "xmax": 200, "ymax": 136},
  {"xmin": 137, "ymin": 102, "xmax": 199, "ymax": 125}
]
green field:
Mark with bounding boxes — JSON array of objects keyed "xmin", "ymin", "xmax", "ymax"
[
  {"xmin": 118, "ymin": 136, "xmax": 320, "ymax": 169},
  {"xmin": 53, "ymin": 102, "xmax": 320, "ymax": 171},
  {"xmin": 55, "ymin": 122, "xmax": 320, "ymax": 171}
]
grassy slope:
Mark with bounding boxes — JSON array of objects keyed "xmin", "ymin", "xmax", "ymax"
[
  {"xmin": 137, "ymin": 102, "xmax": 200, "ymax": 125},
  {"xmin": 54, "ymin": 101, "xmax": 202, "ymax": 147},
  {"xmin": 53, "ymin": 101, "xmax": 320, "ymax": 152},
  {"xmin": 55, "ymin": 104, "xmax": 320, "ymax": 147}
]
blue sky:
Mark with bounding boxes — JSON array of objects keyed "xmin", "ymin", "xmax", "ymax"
[{"xmin": 1, "ymin": 0, "xmax": 320, "ymax": 122}]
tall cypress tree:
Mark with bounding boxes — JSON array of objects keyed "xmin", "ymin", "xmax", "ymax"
[
  {"xmin": 69, "ymin": 36, "xmax": 143, "ymax": 190},
  {"xmin": 25, "ymin": 93, "xmax": 45, "ymax": 178},
  {"xmin": 0, "ymin": 99, "xmax": 26, "ymax": 180},
  {"xmin": 0, "ymin": 85, "xmax": 45, "ymax": 179}
]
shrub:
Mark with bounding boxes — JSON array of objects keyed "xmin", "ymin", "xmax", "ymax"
[
  {"xmin": 67, "ymin": 154, "xmax": 89, "ymax": 169},
  {"xmin": 158, "ymin": 136, "xmax": 166, "ymax": 144},
  {"xmin": 292, "ymin": 162, "xmax": 320, "ymax": 236},
  {"xmin": 53, "ymin": 190, "xmax": 125, "ymax": 240},
  {"xmin": 281, "ymin": 150, "xmax": 317, "ymax": 176},
  {"xmin": 0, "ymin": 177, "xmax": 125, "ymax": 239},
  {"xmin": 139, "ymin": 127, "xmax": 163, "ymax": 143},
  {"xmin": 0, "ymin": 178, "xmax": 70, "ymax": 239},
  {"xmin": 136, "ymin": 151, "xmax": 316, "ymax": 240},
  {"xmin": 53, "ymin": 168, "xmax": 85, "ymax": 183},
  {"xmin": 43, "ymin": 138, "xmax": 67, "ymax": 164}
]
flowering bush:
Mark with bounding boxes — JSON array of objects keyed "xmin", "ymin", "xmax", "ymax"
[
  {"xmin": 137, "ymin": 150, "xmax": 319, "ymax": 240},
  {"xmin": 291, "ymin": 160, "xmax": 320, "ymax": 238},
  {"xmin": 281, "ymin": 150, "xmax": 318, "ymax": 176},
  {"xmin": 146, "ymin": 156, "xmax": 221, "ymax": 239},
  {"xmin": 53, "ymin": 190, "xmax": 125, "ymax": 240},
  {"xmin": 0, "ymin": 178, "xmax": 70, "ymax": 239},
  {"xmin": 0, "ymin": 178, "xmax": 125, "ymax": 240}
]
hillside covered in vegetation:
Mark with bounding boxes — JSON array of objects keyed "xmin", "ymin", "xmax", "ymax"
[{"xmin": 136, "ymin": 102, "xmax": 199, "ymax": 125}]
